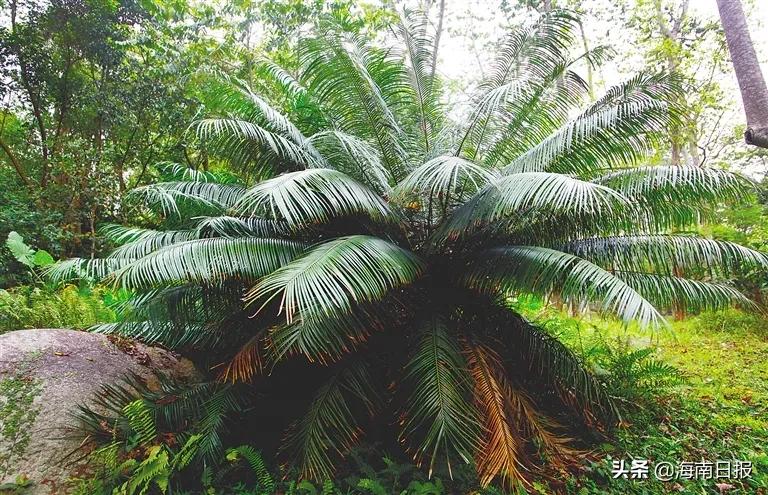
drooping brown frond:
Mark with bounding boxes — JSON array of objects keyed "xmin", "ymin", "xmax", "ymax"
[
  {"xmin": 465, "ymin": 340, "xmax": 579, "ymax": 487},
  {"xmin": 215, "ymin": 333, "xmax": 266, "ymax": 383},
  {"xmin": 506, "ymin": 381, "xmax": 579, "ymax": 471},
  {"xmin": 464, "ymin": 341, "xmax": 529, "ymax": 489}
]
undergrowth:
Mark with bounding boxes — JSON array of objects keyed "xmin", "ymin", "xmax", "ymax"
[{"xmin": 0, "ymin": 284, "xmax": 117, "ymax": 333}]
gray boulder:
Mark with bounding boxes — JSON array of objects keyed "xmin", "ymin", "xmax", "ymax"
[{"xmin": 0, "ymin": 329, "xmax": 201, "ymax": 494}]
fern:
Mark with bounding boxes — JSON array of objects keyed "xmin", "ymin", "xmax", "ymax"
[
  {"xmin": 321, "ymin": 479, "xmax": 335, "ymax": 495},
  {"xmin": 122, "ymin": 400, "xmax": 157, "ymax": 447},
  {"xmin": 357, "ymin": 478, "xmax": 388, "ymax": 495},
  {"xmin": 115, "ymin": 445, "xmax": 171, "ymax": 495},
  {"xmin": 226, "ymin": 445, "xmax": 275, "ymax": 493}
]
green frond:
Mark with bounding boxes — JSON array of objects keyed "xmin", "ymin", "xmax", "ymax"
[
  {"xmin": 113, "ymin": 237, "xmax": 307, "ymax": 288},
  {"xmin": 221, "ymin": 77, "xmax": 320, "ymax": 154},
  {"xmin": 477, "ymin": 10, "xmax": 577, "ymax": 93},
  {"xmin": 194, "ymin": 215, "xmax": 290, "ymax": 238},
  {"xmin": 463, "ymin": 246, "xmax": 663, "ymax": 327},
  {"xmin": 617, "ymin": 272, "xmax": 755, "ymax": 313},
  {"xmin": 123, "ymin": 399, "xmax": 158, "ymax": 446},
  {"xmin": 395, "ymin": 9, "xmax": 441, "ymax": 154},
  {"xmin": 108, "ymin": 229, "xmax": 199, "ymax": 259},
  {"xmin": 157, "ymin": 162, "xmax": 238, "ymax": 184},
  {"xmin": 234, "ymin": 169, "xmax": 393, "ymax": 229},
  {"xmin": 93, "ymin": 285, "xmax": 239, "ymax": 350},
  {"xmin": 46, "ymin": 257, "xmax": 134, "ymax": 284},
  {"xmin": 269, "ymin": 299, "xmax": 396, "ymax": 365},
  {"xmin": 195, "ymin": 118, "xmax": 324, "ymax": 170},
  {"xmin": 281, "ymin": 362, "xmax": 378, "ymax": 481},
  {"xmin": 246, "ymin": 235, "xmax": 422, "ymax": 323},
  {"xmin": 561, "ymin": 235, "xmax": 768, "ymax": 276},
  {"xmin": 307, "ymin": 130, "xmax": 391, "ymax": 192},
  {"xmin": 436, "ymin": 173, "xmax": 628, "ymax": 242},
  {"xmin": 456, "ymin": 10, "xmax": 580, "ymax": 158},
  {"xmin": 480, "ymin": 66, "xmax": 590, "ymax": 166},
  {"xmin": 94, "ymin": 321, "xmax": 222, "ymax": 350},
  {"xmin": 592, "ymin": 165, "xmax": 754, "ymax": 204},
  {"xmin": 254, "ymin": 57, "xmax": 309, "ymax": 98},
  {"xmin": 127, "ymin": 181, "xmax": 246, "ymax": 216},
  {"xmin": 226, "ymin": 446, "xmax": 275, "ymax": 492},
  {"xmin": 100, "ymin": 224, "xmax": 169, "ymax": 245},
  {"xmin": 400, "ymin": 316, "xmax": 479, "ymax": 477},
  {"xmin": 392, "ymin": 155, "xmax": 496, "ymax": 204},
  {"xmin": 503, "ymin": 73, "xmax": 681, "ymax": 175},
  {"xmin": 299, "ymin": 33, "xmax": 409, "ymax": 180}
]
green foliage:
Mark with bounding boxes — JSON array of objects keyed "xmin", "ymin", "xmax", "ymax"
[
  {"xmin": 42, "ymin": 3, "xmax": 767, "ymax": 492},
  {"xmin": 123, "ymin": 400, "xmax": 158, "ymax": 447},
  {"xmin": 552, "ymin": 311, "xmax": 768, "ymax": 494},
  {"xmin": 5, "ymin": 232, "xmax": 36, "ymax": 269},
  {"xmin": 115, "ymin": 435, "xmax": 202, "ymax": 495},
  {"xmin": 0, "ymin": 285, "xmax": 115, "ymax": 334},
  {"xmin": 226, "ymin": 446, "xmax": 275, "ymax": 494}
]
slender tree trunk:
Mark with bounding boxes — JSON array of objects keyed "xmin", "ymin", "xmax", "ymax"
[
  {"xmin": 578, "ymin": 21, "xmax": 595, "ymax": 100},
  {"xmin": 0, "ymin": 137, "xmax": 31, "ymax": 187},
  {"xmin": 716, "ymin": 0, "xmax": 768, "ymax": 148},
  {"xmin": 429, "ymin": 0, "xmax": 446, "ymax": 82}
]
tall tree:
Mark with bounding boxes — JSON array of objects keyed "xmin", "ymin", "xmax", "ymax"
[{"xmin": 716, "ymin": 0, "xmax": 768, "ymax": 148}]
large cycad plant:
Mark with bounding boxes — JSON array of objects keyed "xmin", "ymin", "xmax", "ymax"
[{"xmin": 52, "ymin": 10, "xmax": 766, "ymax": 488}]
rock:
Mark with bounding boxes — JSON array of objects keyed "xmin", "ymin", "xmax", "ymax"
[{"xmin": 0, "ymin": 329, "xmax": 201, "ymax": 494}]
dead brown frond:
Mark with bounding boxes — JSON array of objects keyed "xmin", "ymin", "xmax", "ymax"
[
  {"xmin": 464, "ymin": 341, "xmax": 530, "ymax": 489},
  {"xmin": 214, "ymin": 332, "xmax": 266, "ymax": 383}
]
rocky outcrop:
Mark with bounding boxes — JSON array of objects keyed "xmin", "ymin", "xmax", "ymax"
[{"xmin": 0, "ymin": 329, "xmax": 201, "ymax": 494}]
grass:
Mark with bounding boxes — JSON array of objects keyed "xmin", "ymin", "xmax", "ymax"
[{"xmin": 522, "ymin": 305, "xmax": 768, "ymax": 494}]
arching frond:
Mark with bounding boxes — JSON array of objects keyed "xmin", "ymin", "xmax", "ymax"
[
  {"xmin": 463, "ymin": 246, "xmax": 663, "ymax": 327},
  {"xmin": 617, "ymin": 272, "xmax": 755, "ymax": 313},
  {"xmin": 307, "ymin": 131, "xmax": 391, "ymax": 192},
  {"xmin": 479, "ymin": 65, "xmax": 590, "ymax": 166},
  {"xmin": 46, "ymin": 257, "xmax": 135, "ymax": 284},
  {"xmin": 113, "ymin": 238, "xmax": 307, "ymax": 288},
  {"xmin": 246, "ymin": 236, "xmax": 422, "ymax": 323},
  {"xmin": 108, "ymin": 230, "xmax": 199, "ymax": 259},
  {"xmin": 254, "ymin": 58, "xmax": 309, "ymax": 98},
  {"xmin": 392, "ymin": 155, "xmax": 496, "ymax": 204},
  {"xmin": 280, "ymin": 362, "xmax": 378, "ymax": 481},
  {"xmin": 592, "ymin": 166, "xmax": 754, "ymax": 204},
  {"xmin": 561, "ymin": 235, "xmax": 768, "ymax": 276},
  {"xmin": 157, "ymin": 162, "xmax": 237, "ymax": 184},
  {"xmin": 400, "ymin": 317, "xmax": 479, "ymax": 478},
  {"xmin": 100, "ymin": 224, "xmax": 168, "ymax": 245},
  {"xmin": 436, "ymin": 173, "xmax": 628, "ymax": 241},
  {"xmin": 395, "ymin": 9, "xmax": 441, "ymax": 153},
  {"xmin": 456, "ymin": 10, "xmax": 580, "ymax": 158},
  {"xmin": 503, "ymin": 73, "xmax": 680, "ymax": 175},
  {"xmin": 195, "ymin": 118, "xmax": 324, "ymax": 170},
  {"xmin": 127, "ymin": 181, "xmax": 245, "ymax": 216},
  {"xmin": 93, "ymin": 321, "xmax": 222, "ymax": 350},
  {"xmin": 194, "ymin": 216, "xmax": 290, "ymax": 238},
  {"xmin": 299, "ymin": 32, "xmax": 409, "ymax": 180},
  {"xmin": 268, "ymin": 296, "xmax": 402, "ymax": 365},
  {"xmin": 235, "ymin": 169, "xmax": 393, "ymax": 229}
]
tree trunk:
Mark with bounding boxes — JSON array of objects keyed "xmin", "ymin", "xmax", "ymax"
[
  {"xmin": 429, "ymin": 0, "xmax": 446, "ymax": 83},
  {"xmin": 716, "ymin": 0, "xmax": 768, "ymax": 148}
]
